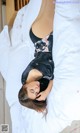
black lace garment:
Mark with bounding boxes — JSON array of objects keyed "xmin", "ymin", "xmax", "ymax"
[{"xmin": 21, "ymin": 28, "xmax": 54, "ymax": 91}]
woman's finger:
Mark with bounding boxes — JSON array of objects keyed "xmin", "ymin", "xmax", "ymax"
[
  {"xmin": 37, "ymin": 92, "xmax": 42, "ymax": 97},
  {"xmin": 36, "ymin": 95, "xmax": 42, "ymax": 101}
]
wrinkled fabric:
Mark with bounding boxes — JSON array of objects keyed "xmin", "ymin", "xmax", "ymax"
[{"xmin": 0, "ymin": 0, "xmax": 80, "ymax": 133}]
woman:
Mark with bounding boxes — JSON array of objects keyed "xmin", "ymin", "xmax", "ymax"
[{"xmin": 18, "ymin": 0, "xmax": 55, "ymax": 112}]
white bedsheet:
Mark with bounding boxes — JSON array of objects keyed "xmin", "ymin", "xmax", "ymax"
[{"xmin": 0, "ymin": 0, "xmax": 80, "ymax": 133}]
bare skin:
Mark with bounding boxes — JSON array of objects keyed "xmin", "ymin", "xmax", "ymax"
[
  {"xmin": 36, "ymin": 80, "xmax": 53, "ymax": 101},
  {"xmin": 25, "ymin": 0, "xmax": 54, "ymax": 101},
  {"xmin": 32, "ymin": 0, "xmax": 55, "ymax": 38},
  {"xmin": 25, "ymin": 69, "xmax": 53, "ymax": 101}
]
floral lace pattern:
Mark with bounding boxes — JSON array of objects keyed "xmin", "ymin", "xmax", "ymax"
[{"xmin": 34, "ymin": 32, "xmax": 53, "ymax": 56}]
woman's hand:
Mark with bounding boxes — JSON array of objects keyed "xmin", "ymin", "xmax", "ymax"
[
  {"xmin": 36, "ymin": 90, "xmax": 48, "ymax": 101},
  {"xmin": 36, "ymin": 80, "xmax": 53, "ymax": 101}
]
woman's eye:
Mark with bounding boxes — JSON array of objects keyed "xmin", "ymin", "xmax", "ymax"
[{"xmin": 30, "ymin": 89, "xmax": 34, "ymax": 93}]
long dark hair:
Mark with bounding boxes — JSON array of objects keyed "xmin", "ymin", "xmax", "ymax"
[
  {"xmin": 18, "ymin": 78, "xmax": 49, "ymax": 113},
  {"xmin": 18, "ymin": 85, "xmax": 47, "ymax": 112}
]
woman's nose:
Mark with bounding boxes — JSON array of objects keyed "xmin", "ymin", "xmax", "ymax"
[
  {"xmin": 35, "ymin": 86, "xmax": 38, "ymax": 90},
  {"xmin": 35, "ymin": 86, "xmax": 39, "ymax": 91},
  {"xmin": 35, "ymin": 92, "xmax": 38, "ymax": 96}
]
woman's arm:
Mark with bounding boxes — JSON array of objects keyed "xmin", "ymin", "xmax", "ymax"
[
  {"xmin": 36, "ymin": 80, "xmax": 53, "ymax": 101},
  {"xmin": 45, "ymin": 79, "xmax": 53, "ymax": 95}
]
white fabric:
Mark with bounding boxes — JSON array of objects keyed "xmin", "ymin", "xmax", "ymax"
[
  {"xmin": 0, "ymin": 0, "xmax": 80, "ymax": 133},
  {"xmin": 0, "ymin": 26, "xmax": 10, "ymax": 79}
]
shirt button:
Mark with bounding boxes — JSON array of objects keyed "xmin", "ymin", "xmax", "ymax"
[
  {"xmin": 20, "ymin": 25, "xmax": 22, "ymax": 28},
  {"xmin": 22, "ymin": 14, "xmax": 24, "ymax": 17},
  {"xmin": 49, "ymin": 59, "xmax": 52, "ymax": 62},
  {"xmin": 36, "ymin": 63, "xmax": 38, "ymax": 65},
  {"xmin": 21, "ymin": 39, "xmax": 23, "ymax": 42}
]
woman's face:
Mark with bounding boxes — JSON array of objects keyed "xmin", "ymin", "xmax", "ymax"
[{"xmin": 26, "ymin": 81, "xmax": 40, "ymax": 100}]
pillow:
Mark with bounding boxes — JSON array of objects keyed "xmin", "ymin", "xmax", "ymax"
[
  {"xmin": 53, "ymin": 1, "xmax": 80, "ymax": 79},
  {"xmin": 50, "ymin": 0, "xmax": 80, "ymax": 121},
  {"xmin": 6, "ymin": 38, "xmax": 35, "ymax": 106}
]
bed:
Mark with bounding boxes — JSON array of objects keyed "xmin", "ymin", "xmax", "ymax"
[{"xmin": 0, "ymin": 0, "xmax": 80, "ymax": 133}]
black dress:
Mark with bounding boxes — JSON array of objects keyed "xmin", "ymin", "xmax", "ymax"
[{"xmin": 21, "ymin": 28, "xmax": 54, "ymax": 92}]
